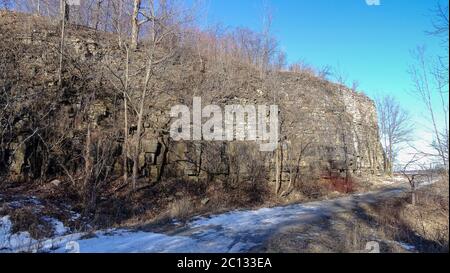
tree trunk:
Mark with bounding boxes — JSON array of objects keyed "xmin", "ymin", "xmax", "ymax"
[
  {"xmin": 123, "ymin": 94, "xmax": 128, "ymax": 184},
  {"xmin": 123, "ymin": 47, "xmax": 129, "ymax": 184},
  {"xmin": 58, "ymin": 0, "xmax": 67, "ymax": 86},
  {"xmin": 132, "ymin": 4, "xmax": 156, "ymax": 189},
  {"xmin": 388, "ymin": 137, "xmax": 394, "ymax": 176},
  {"xmin": 131, "ymin": 0, "xmax": 141, "ymax": 50},
  {"xmin": 132, "ymin": 104, "xmax": 144, "ymax": 190},
  {"xmin": 117, "ymin": 0, "xmax": 123, "ymax": 48},
  {"xmin": 132, "ymin": 57, "xmax": 153, "ymax": 190},
  {"xmin": 389, "ymin": 153, "xmax": 394, "ymax": 176},
  {"xmin": 36, "ymin": 0, "xmax": 40, "ymax": 15},
  {"xmin": 95, "ymin": 0, "xmax": 103, "ymax": 30},
  {"xmin": 60, "ymin": 0, "xmax": 69, "ymax": 22},
  {"xmin": 275, "ymin": 143, "xmax": 282, "ymax": 195},
  {"xmin": 103, "ymin": 0, "xmax": 111, "ymax": 32},
  {"xmin": 84, "ymin": 123, "xmax": 92, "ymax": 189}
]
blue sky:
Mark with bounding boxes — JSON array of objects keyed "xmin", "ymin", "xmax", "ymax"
[
  {"xmin": 200, "ymin": 0, "xmax": 442, "ymax": 96},
  {"xmin": 197, "ymin": 0, "xmax": 448, "ymax": 165}
]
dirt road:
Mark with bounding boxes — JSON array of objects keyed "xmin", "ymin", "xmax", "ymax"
[{"xmin": 48, "ymin": 179, "xmax": 414, "ymax": 253}]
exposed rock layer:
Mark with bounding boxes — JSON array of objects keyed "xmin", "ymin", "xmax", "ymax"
[{"xmin": 0, "ymin": 12, "xmax": 385, "ymax": 188}]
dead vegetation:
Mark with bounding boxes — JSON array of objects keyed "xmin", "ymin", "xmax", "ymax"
[
  {"xmin": 168, "ymin": 197, "xmax": 194, "ymax": 221},
  {"xmin": 0, "ymin": 4, "xmax": 421, "ymax": 241},
  {"xmin": 261, "ymin": 176, "xmax": 449, "ymax": 253}
]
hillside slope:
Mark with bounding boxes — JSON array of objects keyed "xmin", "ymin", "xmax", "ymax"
[{"xmin": 0, "ymin": 11, "xmax": 385, "ymax": 230}]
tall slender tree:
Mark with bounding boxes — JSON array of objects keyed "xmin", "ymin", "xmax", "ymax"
[
  {"xmin": 376, "ymin": 95, "xmax": 413, "ymax": 175},
  {"xmin": 131, "ymin": 0, "xmax": 141, "ymax": 49}
]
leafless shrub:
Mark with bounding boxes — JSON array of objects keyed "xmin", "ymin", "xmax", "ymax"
[
  {"xmin": 295, "ymin": 165, "xmax": 326, "ymax": 199},
  {"xmin": 371, "ymin": 193, "xmax": 448, "ymax": 252},
  {"xmin": 169, "ymin": 197, "xmax": 194, "ymax": 221},
  {"xmin": 288, "ymin": 59, "xmax": 316, "ymax": 76},
  {"xmin": 9, "ymin": 207, "xmax": 53, "ymax": 239}
]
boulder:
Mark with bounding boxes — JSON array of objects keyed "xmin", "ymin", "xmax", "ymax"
[{"xmin": 50, "ymin": 179, "xmax": 62, "ymax": 187}]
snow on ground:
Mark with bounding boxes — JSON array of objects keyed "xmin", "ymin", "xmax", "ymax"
[
  {"xmin": 53, "ymin": 230, "xmax": 201, "ymax": 253},
  {"xmin": 381, "ymin": 175, "xmax": 406, "ymax": 185},
  {"xmin": 46, "ymin": 204, "xmax": 321, "ymax": 253},
  {"xmin": 0, "ymin": 215, "xmax": 76, "ymax": 253},
  {"xmin": 385, "ymin": 240, "xmax": 416, "ymax": 251},
  {"xmin": 1, "ymin": 203, "xmax": 320, "ymax": 253},
  {"xmin": 0, "ymin": 202, "xmax": 318, "ymax": 253},
  {"xmin": 42, "ymin": 216, "xmax": 70, "ymax": 236},
  {"xmin": 0, "ymin": 215, "xmax": 35, "ymax": 252},
  {"xmin": 417, "ymin": 177, "xmax": 440, "ymax": 188},
  {"xmin": 1, "ymin": 185, "xmax": 408, "ymax": 253},
  {"xmin": 396, "ymin": 241, "xmax": 416, "ymax": 251},
  {"xmin": 2, "ymin": 176, "xmax": 425, "ymax": 253}
]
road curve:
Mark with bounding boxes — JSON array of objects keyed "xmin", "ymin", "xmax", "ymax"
[{"xmin": 50, "ymin": 181, "xmax": 412, "ymax": 253}]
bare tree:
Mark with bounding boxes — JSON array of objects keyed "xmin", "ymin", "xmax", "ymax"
[
  {"xmin": 282, "ymin": 138, "xmax": 312, "ymax": 197},
  {"xmin": 288, "ymin": 59, "xmax": 315, "ymax": 76},
  {"xmin": 333, "ymin": 64, "xmax": 348, "ymax": 86},
  {"xmin": 273, "ymin": 50, "xmax": 287, "ymax": 71},
  {"xmin": 0, "ymin": 0, "xmax": 12, "ymax": 10},
  {"xmin": 408, "ymin": 3, "xmax": 449, "ymax": 170},
  {"xmin": 317, "ymin": 65, "xmax": 332, "ymax": 80},
  {"xmin": 60, "ymin": 0, "xmax": 69, "ymax": 21},
  {"xmin": 123, "ymin": 47, "xmax": 130, "ymax": 184},
  {"xmin": 260, "ymin": 4, "xmax": 277, "ymax": 76},
  {"xmin": 274, "ymin": 138, "xmax": 283, "ymax": 195},
  {"xmin": 376, "ymin": 95, "xmax": 413, "ymax": 176},
  {"xmin": 427, "ymin": 2, "xmax": 449, "ymax": 83},
  {"xmin": 111, "ymin": 0, "xmax": 126, "ymax": 48},
  {"xmin": 104, "ymin": 43, "xmax": 132, "ymax": 185},
  {"xmin": 130, "ymin": 0, "xmax": 141, "ymax": 49},
  {"xmin": 58, "ymin": 0, "xmax": 68, "ymax": 86},
  {"xmin": 400, "ymin": 153, "xmax": 426, "ymax": 206},
  {"xmin": 94, "ymin": 0, "xmax": 104, "ymax": 30},
  {"xmin": 351, "ymin": 80, "xmax": 359, "ymax": 92},
  {"xmin": 36, "ymin": 0, "xmax": 40, "ymax": 15},
  {"xmin": 409, "ymin": 46, "xmax": 449, "ymax": 170},
  {"xmin": 130, "ymin": 0, "xmax": 191, "ymax": 189}
]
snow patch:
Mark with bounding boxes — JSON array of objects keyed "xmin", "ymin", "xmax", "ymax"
[
  {"xmin": 397, "ymin": 241, "xmax": 416, "ymax": 251},
  {"xmin": 42, "ymin": 217, "xmax": 70, "ymax": 236},
  {"xmin": 0, "ymin": 215, "xmax": 72, "ymax": 252},
  {"xmin": 45, "ymin": 203, "xmax": 321, "ymax": 253},
  {"xmin": 0, "ymin": 216, "xmax": 35, "ymax": 252},
  {"xmin": 385, "ymin": 240, "xmax": 416, "ymax": 251},
  {"xmin": 2, "ymin": 188, "xmax": 412, "ymax": 253}
]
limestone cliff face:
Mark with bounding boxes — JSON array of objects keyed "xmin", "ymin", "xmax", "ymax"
[
  {"xmin": 156, "ymin": 72, "xmax": 385, "ymax": 184},
  {"xmin": 0, "ymin": 12, "xmax": 385, "ymax": 186},
  {"xmin": 273, "ymin": 72, "xmax": 385, "ymax": 176}
]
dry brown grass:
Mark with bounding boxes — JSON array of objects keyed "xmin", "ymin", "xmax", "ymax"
[
  {"xmin": 261, "ymin": 175, "xmax": 449, "ymax": 253},
  {"xmin": 168, "ymin": 197, "xmax": 196, "ymax": 221},
  {"xmin": 9, "ymin": 208, "xmax": 53, "ymax": 239}
]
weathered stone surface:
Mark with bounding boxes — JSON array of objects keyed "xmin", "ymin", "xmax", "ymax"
[
  {"xmin": 0, "ymin": 12, "xmax": 385, "ymax": 185},
  {"xmin": 134, "ymin": 72, "xmax": 385, "ymax": 181},
  {"xmin": 50, "ymin": 179, "xmax": 61, "ymax": 187},
  {"xmin": 142, "ymin": 139, "xmax": 159, "ymax": 155},
  {"xmin": 9, "ymin": 143, "xmax": 25, "ymax": 176}
]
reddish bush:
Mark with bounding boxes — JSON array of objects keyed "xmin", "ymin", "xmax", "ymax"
[{"xmin": 322, "ymin": 173, "xmax": 356, "ymax": 193}]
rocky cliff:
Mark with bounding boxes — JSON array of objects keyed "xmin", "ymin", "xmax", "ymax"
[{"xmin": 0, "ymin": 12, "xmax": 385, "ymax": 196}]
